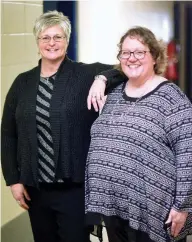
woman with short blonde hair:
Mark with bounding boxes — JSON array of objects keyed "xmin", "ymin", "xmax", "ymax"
[{"xmin": 1, "ymin": 10, "xmax": 122, "ymax": 242}]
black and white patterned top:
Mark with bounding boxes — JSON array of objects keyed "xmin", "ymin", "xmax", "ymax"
[
  {"xmin": 36, "ymin": 74, "xmax": 63, "ymax": 183},
  {"xmin": 85, "ymin": 81, "xmax": 192, "ymax": 242}
]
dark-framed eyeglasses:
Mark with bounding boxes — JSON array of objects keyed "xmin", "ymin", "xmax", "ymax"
[
  {"xmin": 118, "ymin": 50, "xmax": 150, "ymax": 60},
  {"xmin": 38, "ymin": 35, "xmax": 66, "ymax": 43}
]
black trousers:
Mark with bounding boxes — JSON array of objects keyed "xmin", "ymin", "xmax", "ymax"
[
  {"xmin": 105, "ymin": 217, "xmax": 187, "ymax": 242},
  {"xmin": 106, "ymin": 221, "xmax": 154, "ymax": 242},
  {"xmin": 26, "ymin": 183, "xmax": 91, "ymax": 242}
]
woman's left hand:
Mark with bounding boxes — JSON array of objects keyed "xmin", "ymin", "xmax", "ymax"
[
  {"xmin": 165, "ymin": 208, "xmax": 188, "ymax": 237},
  {"xmin": 87, "ymin": 76, "xmax": 107, "ymax": 112}
]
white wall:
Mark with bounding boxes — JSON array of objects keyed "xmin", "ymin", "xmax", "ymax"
[{"xmin": 77, "ymin": 1, "xmax": 174, "ymax": 64}]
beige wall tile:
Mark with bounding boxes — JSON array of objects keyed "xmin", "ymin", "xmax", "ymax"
[
  {"xmin": 25, "ymin": 1, "xmax": 43, "ymax": 4},
  {"xmin": 3, "ymin": 2, "xmax": 25, "ymax": 33},
  {"xmin": 24, "ymin": 35, "xmax": 39, "ymax": 62},
  {"xmin": 1, "ymin": 6, "xmax": 5, "ymax": 34},
  {"xmin": 2, "ymin": 1, "xmax": 24, "ymax": 2},
  {"xmin": 2, "ymin": 0, "xmax": 24, "ymax": 3},
  {"xmin": 2, "ymin": 35, "xmax": 26, "ymax": 66},
  {"xmin": 25, "ymin": 4, "xmax": 43, "ymax": 33}
]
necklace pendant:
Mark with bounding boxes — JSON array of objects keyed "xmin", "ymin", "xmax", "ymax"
[
  {"xmin": 129, "ymin": 102, "xmax": 136, "ymax": 109},
  {"xmin": 131, "ymin": 102, "xmax": 136, "ymax": 106}
]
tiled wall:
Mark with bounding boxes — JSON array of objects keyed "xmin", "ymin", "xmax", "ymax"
[
  {"xmin": 1, "ymin": 0, "xmax": 43, "ymax": 226},
  {"xmin": 1, "ymin": 0, "xmax": 43, "ymax": 107}
]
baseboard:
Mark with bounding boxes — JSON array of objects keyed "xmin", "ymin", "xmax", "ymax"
[{"xmin": 1, "ymin": 212, "xmax": 34, "ymax": 242}]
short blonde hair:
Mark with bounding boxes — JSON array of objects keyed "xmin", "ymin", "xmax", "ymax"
[
  {"xmin": 117, "ymin": 26, "xmax": 167, "ymax": 75},
  {"xmin": 33, "ymin": 10, "xmax": 71, "ymax": 44}
]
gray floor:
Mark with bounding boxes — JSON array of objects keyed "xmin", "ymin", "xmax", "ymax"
[
  {"xmin": 91, "ymin": 230, "xmax": 192, "ymax": 242},
  {"xmin": 91, "ymin": 231, "xmax": 192, "ymax": 242},
  {"xmin": 188, "ymin": 236, "xmax": 192, "ymax": 242}
]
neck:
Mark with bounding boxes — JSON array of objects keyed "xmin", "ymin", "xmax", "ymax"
[
  {"xmin": 125, "ymin": 74, "xmax": 167, "ymax": 98},
  {"xmin": 41, "ymin": 57, "xmax": 64, "ymax": 77},
  {"xmin": 128, "ymin": 73, "xmax": 156, "ymax": 88}
]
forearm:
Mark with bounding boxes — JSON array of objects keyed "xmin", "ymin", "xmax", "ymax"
[
  {"xmin": 1, "ymin": 134, "xmax": 19, "ymax": 186},
  {"xmin": 173, "ymin": 162, "xmax": 192, "ymax": 212},
  {"xmin": 97, "ymin": 68, "xmax": 127, "ymax": 94},
  {"xmin": 1, "ymin": 106, "xmax": 19, "ymax": 186},
  {"xmin": 87, "ymin": 68, "xmax": 127, "ymax": 111}
]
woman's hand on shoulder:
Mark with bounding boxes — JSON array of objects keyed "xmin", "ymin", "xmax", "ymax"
[
  {"xmin": 165, "ymin": 208, "xmax": 188, "ymax": 237},
  {"xmin": 87, "ymin": 75, "xmax": 107, "ymax": 112},
  {"xmin": 10, "ymin": 183, "xmax": 31, "ymax": 210}
]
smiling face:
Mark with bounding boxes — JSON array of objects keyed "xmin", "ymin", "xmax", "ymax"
[
  {"xmin": 37, "ymin": 25, "xmax": 68, "ymax": 63},
  {"xmin": 120, "ymin": 36, "xmax": 155, "ymax": 82}
]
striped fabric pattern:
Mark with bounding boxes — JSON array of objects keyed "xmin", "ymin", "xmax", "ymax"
[{"xmin": 36, "ymin": 75, "xmax": 59, "ymax": 183}]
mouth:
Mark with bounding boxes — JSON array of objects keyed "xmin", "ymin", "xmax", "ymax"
[
  {"xmin": 46, "ymin": 49, "xmax": 59, "ymax": 52},
  {"xmin": 127, "ymin": 64, "xmax": 141, "ymax": 69}
]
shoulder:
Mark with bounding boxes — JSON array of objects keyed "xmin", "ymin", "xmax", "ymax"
[
  {"xmin": 108, "ymin": 83, "xmax": 124, "ymax": 96},
  {"xmin": 159, "ymin": 82, "xmax": 191, "ymax": 106},
  {"xmin": 160, "ymin": 82, "xmax": 192, "ymax": 118},
  {"xmin": 72, "ymin": 61, "xmax": 113, "ymax": 72},
  {"xmin": 62, "ymin": 56, "xmax": 113, "ymax": 74},
  {"xmin": 14, "ymin": 66, "xmax": 38, "ymax": 82},
  {"xmin": 7, "ymin": 66, "xmax": 38, "ymax": 96},
  {"xmin": 17, "ymin": 66, "xmax": 38, "ymax": 79}
]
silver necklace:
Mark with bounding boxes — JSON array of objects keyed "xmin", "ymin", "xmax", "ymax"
[
  {"xmin": 40, "ymin": 69, "xmax": 58, "ymax": 78},
  {"xmin": 124, "ymin": 81, "xmax": 150, "ymax": 107},
  {"xmin": 108, "ymin": 83, "xmax": 150, "ymax": 123}
]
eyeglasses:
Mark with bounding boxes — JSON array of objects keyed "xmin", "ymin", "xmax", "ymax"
[
  {"xmin": 118, "ymin": 50, "xmax": 150, "ymax": 60},
  {"xmin": 38, "ymin": 35, "xmax": 66, "ymax": 43}
]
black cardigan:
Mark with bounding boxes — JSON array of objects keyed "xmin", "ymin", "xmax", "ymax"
[{"xmin": 1, "ymin": 57, "xmax": 125, "ymax": 187}]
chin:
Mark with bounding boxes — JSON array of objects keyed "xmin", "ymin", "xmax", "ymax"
[
  {"xmin": 46, "ymin": 56, "xmax": 63, "ymax": 61},
  {"xmin": 47, "ymin": 55, "xmax": 59, "ymax": 59},
  {"xmin": 127, "ymin": 74, "xmax": 140, "ymax": 79}
]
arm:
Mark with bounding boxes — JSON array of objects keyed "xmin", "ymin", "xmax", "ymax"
[
  {"xmin": 1, "ymin": 75, "xmax": 31, "ymax": 209},
  {"xmin": 165, "ymin": 100, "xmax": 192, "ymax": 236},
  {"xmin": 1, "ymin": 76, "xmax": 20, "ymax": 185},
  {"xmin": 87, "ymin": 68, "xmax": 127, "ymax": 111},
  {"xmin": 98, "ymin": 68, "xmax": 127, "ymax": 92},
  {"xmin": 166, "ymin": 100, "xmax": 192, "ymax": 212}
]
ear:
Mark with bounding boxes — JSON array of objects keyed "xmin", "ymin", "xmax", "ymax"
[
  {"xmin": 37, "ymin": 47, "xmax": 41, "ymax": 56},
  {"xmin": 153, "ymin": 57, "xmax": 156, "ymax": 65}
]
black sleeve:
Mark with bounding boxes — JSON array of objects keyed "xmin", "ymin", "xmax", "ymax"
[
  {"xmin": 99, "ymin": 68, "xmax": 127, "ymax": 94},
  {"xmin": 1, "ymin": 75, "xmax": 22, "ymax": 186},
  {"xmin": 79, "ymin": 62, "xmax": 127, "ymax": 93}
]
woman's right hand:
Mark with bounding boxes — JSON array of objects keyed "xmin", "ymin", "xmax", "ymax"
[
  {"xmin": 165, "ymin": 208, "xmax": 188, "ymax": 237},
  {"xmin": 10, "ymin": 183, "xmax": 31, "ymax": 210}
]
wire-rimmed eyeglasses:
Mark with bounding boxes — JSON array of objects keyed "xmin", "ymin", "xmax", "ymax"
[
  {"xmin": 118, "ymin": 50, "xmax": 150, "ymax": 60},
  {"xmin": 38, "ymin": 35, "xmax": 66, "ymax": 43}
]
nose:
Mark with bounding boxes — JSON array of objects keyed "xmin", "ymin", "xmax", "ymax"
[
  {"xmin": 49, "ymin": 38, "xmax": 55, "ymax": 45},
  {"xmin": 128, "ymin": 53, "xmax": 137, "ymax": 62}
]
